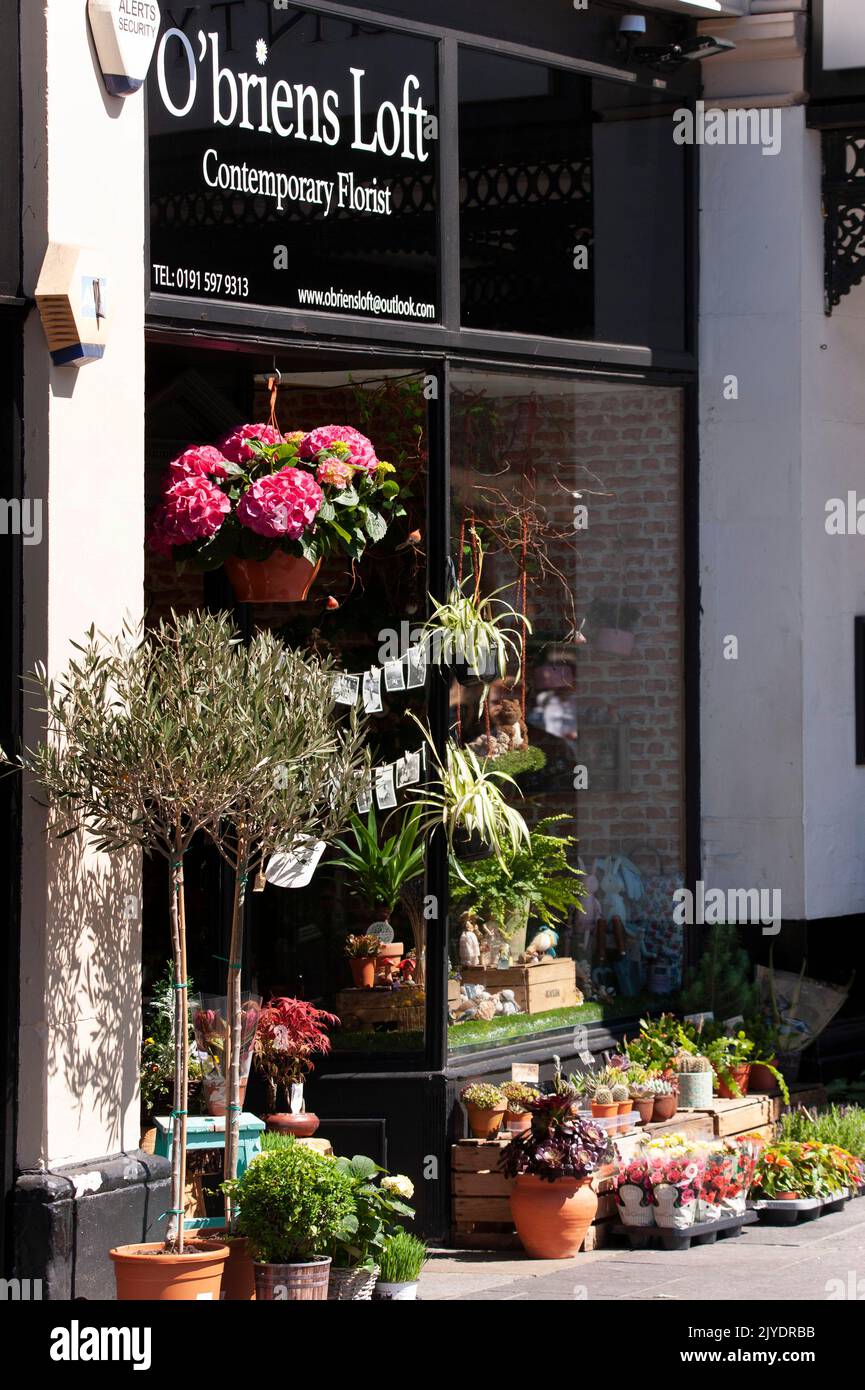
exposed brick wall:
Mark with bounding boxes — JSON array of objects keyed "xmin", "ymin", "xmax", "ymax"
[{"xmin": 452, "ymin": 382, "xmax": 685, "ymax": 880}]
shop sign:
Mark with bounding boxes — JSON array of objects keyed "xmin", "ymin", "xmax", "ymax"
[
  {"xmin": 147, "ymin": 4, "xmax": 438, "ymax": 322},
  {"xmin": 88, "ymin": 0, "xmax": 162, "ymax": 98}
]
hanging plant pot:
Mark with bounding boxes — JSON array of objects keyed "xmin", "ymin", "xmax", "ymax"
[
  {"xmin": 110, "ymin": 1239, "xmax": 229, "ymax": 1301},
  {"xmin": 595, "ymin": 627, "xmax": 635, "ymax": 657},
  {"xmin": 224, "ymin": 553, "xmax": 320, "ymax": 603},
  {"xmin": 254, "ymin": 1256, "xmax": 331, "ymax": 1301},
  {"xmin": 510, "ymin": 1175, "xmax": 598, "ymax": 1259}
]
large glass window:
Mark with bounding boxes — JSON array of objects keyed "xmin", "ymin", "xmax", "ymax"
[{"xmin": 447, "ymin": 369, "xmax": 685, "ymax": 1054}]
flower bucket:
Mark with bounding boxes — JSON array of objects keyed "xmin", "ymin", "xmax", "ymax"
[
  {"xmin": 696, "ymin": 1199, "xmax": 724, "ymax": 1223},
  {"xmin": 327, "ymin": 1264, "xmax": 379, "ymax": 1301},
  {"xmin": 616, "ymin": 1184, "xmax": 656, "ymax": 1228},
  {"xmin": 225, "ymin": 553, "xmax": 320, "ymax": 603},
  {"xmin": 254, "ymin": 1256, "xmax": 331, "ymax": 1301},
  {"xmin": 374, "ymin": 1280, "xmax": 419, "ymax": 1300},
  {"xmin": 111, "ymin": 1240, "xmax": 229, "ymax": 1301},
  {"xmin": 510, "ymin": 1174, "xmax": 599, "ymax": 1259},
  {"xmin": 653, "ymin": 1184, "xmax": 697, "ymax": 1231}
]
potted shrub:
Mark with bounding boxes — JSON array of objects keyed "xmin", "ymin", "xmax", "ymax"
[
  {"xmin": 150, "ymin": 423, "xmax": 405, "ymax": 602},
  {"xmin": 675, "ymin": 1052, "xmax": 715, "ymax": 1109},
  {"xmin": 253, "ymin": 996, "xmax": 339, "ymax": 1137},
  {"xmin": 706, "ymin": 1032, "xmax": 755, "ymax": 1099},
  {"xmin": 325, "ymin": 1158, "xmax": 416, "ymax": 1301},
  {"xmin": 230, "ymin": 1142, "xmax": 357, "ymax": 1300},
  {"xmin": 625, "ymin": 1013, "xmax": 698, "ymax": 1073},
  {"xmin": 449, "ymin": 817, "xmax": 585, "ymax": 957},
  {"xmin": 423, "ymin": 530, "xmax": 530, "ymax": 686},
  {"xmin": 461, "ymin": 1082, "xmax": 508, "ymax": 1138},
  {"xmin": 374, "ymin": 1230, "xmax": 428, "ymax": 1300},
  {"xmin": 501, "ymin": 1093, "xmax": 610, "ymax": 1258},
  {"xmin": 331, "ymin": 808, "xmax": 426, "ymax": 975},
  {"xmin": 501, "ymin": 1082, "xmax": 539, "ymax": 1133},
  {"xmin": 345, "ymin": 933, "xmax": 381, "ymax": 989},
  {"xmin": 588, "ymin": 598, "xmax": 639, "ymax": 657}
]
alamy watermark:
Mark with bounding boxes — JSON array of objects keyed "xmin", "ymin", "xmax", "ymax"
[
  {"xmin": 673, "ymin": 102, "xmax": 782, "ymax": 158},
  {"xmin": 0, "ymin": 498, "xmax": 42, "ymax": 546},
  {"xmin": 673, "ymin": 881, "xmax": 781, "ymax": 936}
]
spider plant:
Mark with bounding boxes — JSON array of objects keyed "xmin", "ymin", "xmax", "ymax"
[
  {"xmin": 423, "ymin": 530, "xmax": 530, "ymax": 684},
  {"xmin": 406, "ymin": 716, "xmax": 529, "ymax": 880}
]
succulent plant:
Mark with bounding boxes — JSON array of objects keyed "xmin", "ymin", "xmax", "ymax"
[
  {"xmin": 501, "ymin": 1081, "xmax": 539, "ymax": 1114},
  {"xmin": 461, "ymin": 1082, "xmax": 506, "ymax": 1110},
  {"xmin": 592, "ymin": 1085, "xmax": 614, "ymax": 1106},
  {"xmin": 629, "ymin": 1082, "xmax": 655, "ymax": 1101},
  {"xmin": 676, "ymin": 1052, "xmax": 713, "ymax": 1074},
  {"xmin": 611, "ymin": 1083, "xmax": 629, "ymax": 1103},
  {"xmin": 647, "ymin": 1078, "xmax": 676, "ymax": 1096}
]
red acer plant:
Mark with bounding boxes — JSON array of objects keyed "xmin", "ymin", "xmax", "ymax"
[{"xmin": 253, "ymin": 997, "xmax": 340, "ymax": 1112}]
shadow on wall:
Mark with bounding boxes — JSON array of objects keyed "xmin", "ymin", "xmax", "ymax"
[{"xmin": 44, "ymin": 826, "xmax": 140, "ymax": 1162}]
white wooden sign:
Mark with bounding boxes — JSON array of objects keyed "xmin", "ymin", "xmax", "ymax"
[{"xmin": 88, "ymin": 0, "xmax": 161, "ymax": 98}]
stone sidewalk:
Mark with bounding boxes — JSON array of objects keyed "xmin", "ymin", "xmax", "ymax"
[{"xmin": 418, "ymin": 1198, "xmax": 865, "ymax": 1301}]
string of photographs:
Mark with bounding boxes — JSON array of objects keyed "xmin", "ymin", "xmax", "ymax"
[
  {"xmin": 356, "ymin": 743, "xmax": 428, "ymax": 815},
  {"xmin": 331, "ymin": 643, "xmax": 427, "ymax": 715}
]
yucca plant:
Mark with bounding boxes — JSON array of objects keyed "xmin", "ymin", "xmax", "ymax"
[
  {"xmin": 331, "ymin": 806, "xmax": 425, "ymax": 914},
  {"xmin": 407, "ymin": 716, "xmax": 529, "ymax": 881},
  {"xmin": 423, "ymin": 529, "xmax": 530, "ymax": 687}
]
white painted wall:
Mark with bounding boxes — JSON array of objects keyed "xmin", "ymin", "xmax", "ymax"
[{"xmin": 19, "ymin": 1, "xmax": 145, "ymax": 1168}]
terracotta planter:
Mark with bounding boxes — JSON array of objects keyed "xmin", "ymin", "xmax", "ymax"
[
  {"xmin": 616, "ymin": 1100, "xmax": 632, "ymax": 1132},
  {"xmin": 634, "ymin": 1097, "xmax": 655, "ymax": 1125},
  {"xmin": 350, "ymin": 957, "xmax": 377, "ymax": 989},
  {"xmin": 591, "ymin": 1101, "xmax": 618, "ymax": 1122},
  {"xmin": 219, "ymin": 1235, "xmax": 256, "ymax": 1301},
  {"xmin": 652, "ymin": 1094, "xmax": 678, "ymax": 1122},
  {"xmin": 465, "ymin": 1102, "xmax": 507, "ymax": 1139},
  {"xmin": 224, "ymin": 552, "xmax": 320, "ymax": 603},
  {"xmin": 749, "ymin": 1061, "xmax": 779, "ymax": 1093},
  {"xmin": 254, "ymin": 1256, "xmax": 331, "ymax": 1301},
  {"xmin": 506, "ymin": 1110, "xmax": 532, "ymax": 1135},
  {"xmin": 595, "ymin": 626, "xmax": 635, "ymax": 657},
  {"xmin": 510, "ymin": 1174, "xmax": 599, "ymax": 1259},
  {"xmin": 716, "ymin": 1062, "xmax": 750, "ymax": 1100},
  {"xmin": 266, "ymin": 1111, "xmax": 320, "ymax": 1138},
  {"xmin": 110, "ymin": 1239, "xmax": 229, "ymax": 1301},
  {"xmin": 776, "ymin": 1192, "xmax": 803, "ymax": 1200}
]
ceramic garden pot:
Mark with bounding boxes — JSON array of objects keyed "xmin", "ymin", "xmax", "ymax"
[
  {"xmin": 224, "ymin": 553, "xmax": 320, "ymax": 603},
  {"xmin": 634, "ymin": 1098, "xmax": 655, "ymax": 1125},
  {"xmin": 266, "ymin": 1111, "xmax": 320, "ymax": 1138},
  {"xmin": 677, "ymin": 1071, "xmax": 713, "ymax": 1108},
  {"xmin": 506, "ymin": 1110, "xmax": 532, "ymax": 1135},
  {"xmin": 510, "ymin": 1174, "xmax": 599, "ymax": 1259},
  {"xmin": 591, "ymin": 1101, "xmax": 618, "ymax": 1122},
  {"xmin": 110, "ymin": 1240, "xmax": 229, "ymax": 1301},
  {"xmin": 373, "ymin": 1280, "xmax": 419, "ymax": 1300},
  {"xmin": 748, "ymin": 1061, "xmax": 778, "ymax": 1093},
  {"xmin": 219, "ymin": 1235, "xmax": 256, "ymax": 1301},
  {"xmin": 465, "ymin": 1102, "xmax": 507, "ymax": 1139},
  {"xmin": 652, "ymin": 1094, "xmax": 678, "ymax": 1122},
  {"xmin": 350, "ymin": 957, "xmax": 377, "ymax": 989},
  {"xmin": 254, "ymin": 1256, "xmax": 331, "ymax": 1301}
]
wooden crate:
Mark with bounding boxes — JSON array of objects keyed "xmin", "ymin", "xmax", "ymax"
[
  {"xmin": 460, "ymin": 959, "xmax": 578, "ymax": 1014},
  {"xmin": 447, "ymin": 978, "xmax": 461, "ymax": 1012},
  {"xmin": 450, "ymin": 1138, "xmax": 614, "ymax": 1251},
  {"xmin": 335, "ymin": 986, "xmax": 424, "ymax": 1032}
]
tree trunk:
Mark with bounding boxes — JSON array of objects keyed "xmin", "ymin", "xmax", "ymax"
[
  {"xmin": 167, "ymin": 841, "xmax": 189, "ymax": 1253},
  {"xmin": 222, "ymin": 837, "xmax": 250, "ymax": 1229}
]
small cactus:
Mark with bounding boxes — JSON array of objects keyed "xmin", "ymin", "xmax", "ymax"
[
  {"xmin": 611, "ymin": 1083, "xmax": 629, "ymax": 1103},
  {"xmin": 593, "ymin": 1085, "xmax": 614, "ymax": 1106},
  {"xmin": 677, "ymin": 1052, "xmax": 713, "ymax": 1074}
]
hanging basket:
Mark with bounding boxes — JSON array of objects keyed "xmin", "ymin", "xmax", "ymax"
[
  {"xmin": 224, "ymin": 553, "xmax": 320, "ymax": 603},
  {"xmin": 327, "ymin": 1264, "xmax": 379, "ymax": 1301}
]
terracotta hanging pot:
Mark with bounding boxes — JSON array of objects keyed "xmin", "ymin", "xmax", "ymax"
[
  {"xmin": 510, "ymin": 1175, "xmax": 598, "ymax": 1259},
  {"xmin": 110, "ymin": 1239, "xmax": 229, "ymax": 1301},
  {"xmin": 224, "ymin": 552, "xmax": 320, "ymax": 603},
  {"xmin": 350, "ymin": 957, "xmax": 377, "ymax": 989}
]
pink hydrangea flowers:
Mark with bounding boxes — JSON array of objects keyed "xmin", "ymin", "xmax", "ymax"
[
  {"xmin": 219, "ymin": 423, "xmax": 284, "ymax": 464},
  {"xmin": 236, "ymin": 467, "xmax": 323, "ymax": 539},
  {"xmin": 316, "ymin": 457, "xmax": 354, "ymax": 490},
  {"xmin": 150, "ymin": 476, "xmax": 230, "ymax": 554},
  {"xmin": 300, "ymin": 424, "xmax": 378, "ymax": 474},
  {"xmin": 165, "ymin": 445, "xmax": 230, "ymax": 483}
]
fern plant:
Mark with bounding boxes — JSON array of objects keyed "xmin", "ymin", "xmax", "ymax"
[{"xmin": 449, "ymin": 817, "xmax": 584, "ymax": 936}]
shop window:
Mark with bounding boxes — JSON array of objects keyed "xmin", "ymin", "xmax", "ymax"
[
  {"xmin": 144, "ymin": 349, "xmax": 430, "ymax": 1065},
  {"xmin": 447, "ymin": 369, "xmax": 686, "ymax": 1054},
  {"xmin": 458, "ymin": 53, "xmax": 688, "ymax": 351}
]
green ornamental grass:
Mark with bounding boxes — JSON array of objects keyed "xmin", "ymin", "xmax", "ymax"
[{"xmin": 379, "ymin": 1230, "xmax": 427, "ymax": 1284}]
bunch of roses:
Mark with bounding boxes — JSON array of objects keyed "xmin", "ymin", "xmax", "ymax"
[
  {"xmin": 696, "ymin": 1146, "xmax": 737, "ymax": 1206},
  {"xmin": 149, "ymin": 421, "xmax": 383, "ymax": 555},
  {"xmin": 639, "ymin": 1148, "xmax": 705, "ymax": 1206},
  {"xmin": 614, "ymin": 1157, "xmax": 655, "ymax": 1203}
]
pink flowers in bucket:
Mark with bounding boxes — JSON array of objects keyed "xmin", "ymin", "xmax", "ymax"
[{"xmin": 149, "ymin": 421, "xmax": 405, "ymax": 577}]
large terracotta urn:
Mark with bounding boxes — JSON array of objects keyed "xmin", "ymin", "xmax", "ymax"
[{"xmin": 509, "ymin": 1175, "xmax": 599, "ymax": 1259}]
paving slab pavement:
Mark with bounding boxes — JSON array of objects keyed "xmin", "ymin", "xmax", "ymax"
[{"xmin": 417, "ymin": 1197, "xmax": 865, "ymax": 1301}]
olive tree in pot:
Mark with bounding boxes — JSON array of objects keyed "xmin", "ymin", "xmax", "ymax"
[
  {"xmin": 228, "ymin": 1142, "xmax": 357, "ymax": 1300},
  {"xmin": 7, "ymin": 613, "xmax": 264, "ymax": 1298}
]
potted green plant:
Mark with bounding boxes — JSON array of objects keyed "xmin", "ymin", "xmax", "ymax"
[
  {"xmin": 253, "ymin": 996, "xmax": 339, "ymax": 1137},
  {"xmin": 743, "ymin": 1016, "xmax": 793, "ymax": 1100},
  {"xmin": 501, "ymin": 1092, "xmax": 610, "ymax": 1258},
  {"xmin": 588, "ymin": 598, "xmax": 639, "ymax": 657},
  {"xmin": 331, "ymin": 807, "xmax": 426, "ymax": 972},
  {"xmin": 374, "ymin": 1230, "xmax": 428, "ymax": 1301},
  {"xmin": 449, "ymin": 817, "xmax": 584, "ymax": 956},
  {"xmin": 325, "ymin": 1157, "xmax": 416, "ymax": 1301},
  {"xmin": 705, "ymin": 1032, "xmax": 755, "ymax": 1099},
  {"xmin": 423, "ymin": 529, "xmax": 530, "ymax": 686},
  {"xmin": 7, "ymin": 613, "xmax": 268, "ymax": 1298},
  {"xmin": 461, "ymin": 1082, "xmax": 508, "ymax": 1138},
  {"xmin": 675, "ymin": 1052, "xmax": 715, "ymax": 1109},
  {"xmin": 345, "ymin": 933, "xmax": 381, "ymax": 989},
  {"xmin": 501, "ymin": 1082, "xmax": 540, "ymax": 1133},
  {"xmin": 230, "ymin": 1142, "xmax": 357, "ymax": 1300},
  {"xmin": 625, "ymin": 1014, "xmax": 698, "ymax": 1073}
]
